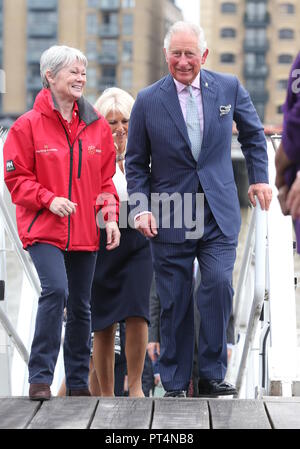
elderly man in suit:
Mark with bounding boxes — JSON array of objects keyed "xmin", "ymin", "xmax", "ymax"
[{"xmin": 125, "ymin": 21, "xmax": 272, "ymax": 398}]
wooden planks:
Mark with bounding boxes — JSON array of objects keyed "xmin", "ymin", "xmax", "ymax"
[
  {"xmin": 0, "ymin": 397, "xmax": 41, "ymax": 429},
  {"xmin": 27, "ymin": 397, "xmax": 98, "ymax": 429},
  {"xmin": 152, "ymin": 398, "xmax": 209, "ymax": 429},
  {"xmin": 2, "ymin": 396, "xmax": 300, "ymax": 429},
  {"xmin": 90, "ymin": 397, "xmax": 153, "ymax": 429},
  {"xmin": 209, "ymin": 399, "xmax": 271, "ymax": 429},
  {"xmin": 265, "ymin": 400, "xmax": 300, "ymax": 429}
]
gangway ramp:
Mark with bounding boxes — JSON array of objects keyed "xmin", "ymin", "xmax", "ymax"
[{"xmin": 0, "ymin": 396, "xmax": 300, "ymax": 429}]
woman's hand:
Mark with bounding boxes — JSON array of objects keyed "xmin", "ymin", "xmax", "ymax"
[
  {"xmin": 105, "ymin": 221, "xmax": 121, "ymax": 250},
  {"xmin": 49, "ymin": 197, "xmax": 77, "ymax": 217}
]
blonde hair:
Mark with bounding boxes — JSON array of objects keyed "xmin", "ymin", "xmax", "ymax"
[
  {"xmin": 40, "ymin": 45, "xmax": 87, "ymax": 88},
  {"xmin": 94, "ymin": 87, "xmax": 134, "ymax": 120}
]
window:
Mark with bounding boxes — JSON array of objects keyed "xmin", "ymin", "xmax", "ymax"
[
  {"xmin": 277, "ymin": 105, "xmax": 283, "ymax": 114},
  {"xmin": 86, "ymin": 40, "xmax": 98, "ymax": 60},
  {"xmin": 101, "ymin": 39, "xmax": 118, "ymax": 53},
  {"xmin": 27, "ymin": 38, "xmax": 57, "ymax": 62},
  {"xmin": 27, "ymin": 11, "xmax": 57, "ymax": 26},
  {"xmin": 102, "ymin": 65, "xmax": 116, "ymax": 82},
  {"xmin": 279, "ymin": 29, "xmax": 294, "ymax": 39},
  {"xmin": 279, "ymin": 3, "xmax": 295, "ymax": 14},
  {"xmin": 121, "ymin": 67, "xmax": 132, "ymax": 89},
  {"xmin": 87, "ymin": 67, "xmax": 98, "ymax": 88},
  {"xmin": 87, "ymin": 0, "xmax": 100, "ymax": 7},
  {"xmin": 87, "ymin": 14, "xmax": 98, "ymax": 35},
  {"xmin": 278, "ymin": 54, "xmax": 294, "ymax": 64},
  {"xmin": 122, "ymin": 41, "xmax": 133, "ymax": 62},
  {"xmin": 220, "ymin": 53, "xmax": 235, "ymax": 63},
  {"xmin": 122, "ymin": 14, "xmax": 133, "ymax": 35},
  {"xmin": 122, "ymin": 0, "xmax": 135, "ymax": 7},
  {"xmin": 246, "ymin": 1, "xmax": 267, "ymax": 19},
  {"xmin": 220, "ymin": 28, "xmax": 236, "ymax": 38},
  {"xmin": 221, "ymin": 2, "xmax": 237, "ymax": 13},
  {"xmin": 277, "ymin": 79, "xmax": 288, "ymax": 90}
]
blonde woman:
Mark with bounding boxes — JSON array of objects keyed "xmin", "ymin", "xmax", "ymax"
[{"xmin": 91, "ymin": 88, "xmax": 153, "ymax": 397}]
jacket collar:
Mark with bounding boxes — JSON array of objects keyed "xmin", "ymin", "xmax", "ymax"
[
  {"xmin": 33, "ymin": 88, "xmax": 100, "ymax": 126},
  {"xmin": 160, "ymin": 71, "xmax": 218, "ymax": 159}
]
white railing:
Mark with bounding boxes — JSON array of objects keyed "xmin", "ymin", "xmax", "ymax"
[
  {"xmin": 228, "ymin": 137, "xmax": 299, "ymax": 398},
  {"xmin": 0, "ymin": 132, "xmax": 64, "ymax": 396}
]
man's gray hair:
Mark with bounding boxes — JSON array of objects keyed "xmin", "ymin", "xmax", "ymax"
[
  {"xmin": 164, "ymin": 21, "xmax": 207, "ymax": 56},
  {"xmin": 40, "ymin": 45, "xmax": 88, "ymax": 88}
]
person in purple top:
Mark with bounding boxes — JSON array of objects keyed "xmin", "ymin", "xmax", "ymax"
[{"xmin": 275, "ymin": 52, "xmax": 300, "ymax": 249}]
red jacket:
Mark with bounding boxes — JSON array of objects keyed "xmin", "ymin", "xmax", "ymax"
[{"xmin": 4, "ymin": 88, "xmax": 119, "ymax": 251}]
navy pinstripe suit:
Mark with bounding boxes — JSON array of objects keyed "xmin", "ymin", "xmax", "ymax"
[{"xmin": 125, "ymin": 70, "xmax": 268, "ymax": 391}]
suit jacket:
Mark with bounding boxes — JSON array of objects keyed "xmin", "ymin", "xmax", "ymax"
[{"xmin": 125, "ymin": 69, "xmax": 268, "ymax": 243}]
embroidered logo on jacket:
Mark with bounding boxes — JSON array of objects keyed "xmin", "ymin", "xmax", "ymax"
[
  {"xmin": 6, "ymin": 160, "xmax": 16, "ymax": 172},
  {"xmin": 88, "ymin": 145, "xmax": 102, "ymax": 155}
]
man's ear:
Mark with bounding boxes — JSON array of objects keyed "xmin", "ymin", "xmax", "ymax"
[{"xmin": 201, "ymin": 49, "xmax": 209, "ymax": 65}]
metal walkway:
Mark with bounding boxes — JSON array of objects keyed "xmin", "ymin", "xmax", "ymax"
[{"xmin": 0, "ymin": 396, "xmax": 300, "ymax": 429}]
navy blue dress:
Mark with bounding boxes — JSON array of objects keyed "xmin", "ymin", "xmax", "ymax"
[{"xmin": 91, "ymin": 202, "xmax": 153, "ymax": 331}]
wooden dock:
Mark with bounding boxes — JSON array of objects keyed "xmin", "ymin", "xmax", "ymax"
[{"xmin": 0, "ymin": 396, "xmax": 300, "ymax": 429}]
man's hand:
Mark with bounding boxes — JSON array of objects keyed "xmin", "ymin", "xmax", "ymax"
[
  {"xmin": 134, "ymin": 212, "xmax": 158, "ymax": 238},
  {"xmin": 147, "ymin": 342, "xmax": 160, "ymax": 362},
  {"xmin": 105, "ymin": 221, "xmax": 121, "ymax": 250},
  {"xmin": 248, "ymin": 183, "xmax": 272, "ymax": 211},
  {"xmin": 49, "ymin": 197, "xmax": 77, "ymax": 217},
  {"xmin": 286, "ymin": 172, "xmax": 300, "ymax": 220}
]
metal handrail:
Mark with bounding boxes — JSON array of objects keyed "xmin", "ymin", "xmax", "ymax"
[
  {"xmin": 0, "ymin": 194, "xmax": 40, "ymax": 297},
  {"xmin": 233, "ymin": 206, "xmax": 256, "ymax": 341},
  {"xmin": 234, "ymin": 200, "xmax": 267, "ymax": 396}
]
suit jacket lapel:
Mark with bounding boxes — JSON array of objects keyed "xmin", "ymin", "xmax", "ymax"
[
  {"xmin": 200, "ymin": 69, "xmax": 218, "ymax": 151},
  {"xmin": 160, "ymin": 75, "xmax": 191, "ymax": 148}
]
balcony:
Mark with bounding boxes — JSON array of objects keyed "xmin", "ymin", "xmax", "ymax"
[
  {"xmin": 27, "ymin": 52, "xmax": 42, "ymax": 64},
  {"xmin": 243, "ymin": 38, "xmax": 269, "ymax": 53},
  {"xmin": 98, "ymin": 53, "xmax": 118, "ymax": 64},
  {"xmin": 99, "ymin": 0, "xmax": 120, "ymax": 11},
  {"xmin": 27, "ymin": 77, "xmax": 42, "ymax": 91},
  {"xmin": 244, "ymin": 12, "xmax": 270, "ymax": 27},
  {"xmin": 99, "ymin": 23, "xmax": 119, "ymax": 38},
  {"xmin": 27, "ymin": 0, "xmax": 57, "ymax": 10},
  {"xmin": 27, "ymin": 22, "xmax": 57, "ymax": 38},
  {"xmin": 243, "ymin": 64, "xmax": 269, "ymax": 78},
  {"xmin": 98, "ymin": 77, "xmax": 116, "ymax": 91},
  {"xmin": 248, "ymin": 89, "xmax": 269, "ymax": 103}
]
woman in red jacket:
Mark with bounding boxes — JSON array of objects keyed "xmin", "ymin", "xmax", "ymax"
[{"xmin": 3, "ymin": 45, "xmax": 120, "ymax": 400}]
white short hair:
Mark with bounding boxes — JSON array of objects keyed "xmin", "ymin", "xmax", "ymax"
[
  {"xmin": 164, "ymin": 21, "xmax": 207, "ymax": 56},
  {"xmin": 94, "ymin": 87, "xmax": 135, "ymax": 120},
  {"xmin": 40, "ymin": 45, "xmax": 88, "ymax": 88}
]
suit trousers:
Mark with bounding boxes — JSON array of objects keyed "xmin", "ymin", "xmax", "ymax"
[
  {"xmin": 27, "ymin": 243, "xmax": 97, "ymax": 389},
  {"xmin": 150, "ymin": 199, "xmax": 237, "ymax": 391}
]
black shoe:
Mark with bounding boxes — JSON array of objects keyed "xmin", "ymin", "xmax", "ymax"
[
  {"xmin": 198, "ymin": 379, "xmax": 237, "ymax": 397},
  {"xmin": 66, "ymin": 388, "xmax": 91, "ymax": 396},
  {"xmin": 164, "ymin": 390, "xmax": 186, "ymax": 398}
]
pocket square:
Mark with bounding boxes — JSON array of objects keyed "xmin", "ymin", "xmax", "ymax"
[{"xmin": 219, "ymin": 104, "xmax": 231, "ymax": 116}]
